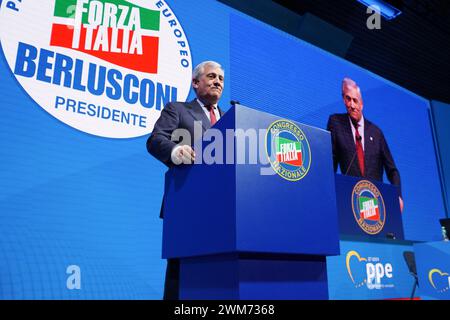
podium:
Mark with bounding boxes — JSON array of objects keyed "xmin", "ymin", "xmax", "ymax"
[
  {"xmin": 334, "ymin": 174, "xmax": 404, "ymax": 240},
  {"xmin": 162, "ymin": 104, "xmax": 340, "ymax": 299},
  {"xmin": 326, "ymin": 175, "xmax": 410, "ymax": 300}
]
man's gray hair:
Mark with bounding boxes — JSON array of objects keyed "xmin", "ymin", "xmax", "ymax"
[
  {"xmin": 192, "ymin": 61, "xmax": 224, "ymax": 80},
  {"xmin": 342, "ymin": 77, "xmax": 362, "ymax": 99}
]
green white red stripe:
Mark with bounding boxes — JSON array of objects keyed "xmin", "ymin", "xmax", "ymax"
[
  {"xmin": 359, "ymin": 197, "xmax": 380, "ymax": 221},
  {"xmin": 50, "ymin": 0, "xmax": 160, "ymax": 73},
  {"xmin": 276, "ymin": 137, "xmax": 303, "ymax": 167}
]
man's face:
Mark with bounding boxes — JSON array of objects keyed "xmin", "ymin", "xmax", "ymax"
[
  {"xmin": 192, "ymin": 65, "xmax": 224, "ymax": 104},
  {"xmin": 343, "ymin": 85, "xmax": 363, "ymax": 123}
]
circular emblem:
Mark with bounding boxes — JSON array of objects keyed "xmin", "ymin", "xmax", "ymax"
[
  {"xmin": 351, "ymin": 180, "xmax": 386, "ymax": 234},
  {"xmin": 0, "ymin": 0, "xmax": 192, "ymax": 138},
  {"xmin": 266, "ymin": 119, "xmax": 311, "ymax": 181}
]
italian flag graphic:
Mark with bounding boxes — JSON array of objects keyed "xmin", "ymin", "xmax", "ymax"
[
  {"xmin": 50, "ymin": 0, "xmax": 160, "ymax": 73},
  {"xmin": 359, "ymin": 197, "xmax": 380, "ymax": 221},
  {"xmin": 276, "ymin": 137, "xmax": 303, "ymax": 167}
]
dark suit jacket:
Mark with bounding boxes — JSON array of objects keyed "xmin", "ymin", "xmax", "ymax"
[
  {"xmin": 147, "ymin": 99, "xmax": 224, "ymax": 218},
  {"xmin": 327, "ymin": 113, "xmax": 401, "ymax": 195},
  {"xmin": 147, "ymin": 99, "xmax": 224, "ymax": 167}
]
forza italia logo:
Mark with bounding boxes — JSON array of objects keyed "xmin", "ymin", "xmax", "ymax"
[
  {"xmin": 351, "ymin": 180, "xmax": 386, "ymax": 235},
  {"xmin": 0, "ymin": 0, "xmax": 192, "ymax": 138},
  {"xmin": 50, "ymin": 0, "xmax": 161, "ymax": 73},
  {"xmin": 266, "ymin": 120, "xmax": 311, "ymax": 181}
]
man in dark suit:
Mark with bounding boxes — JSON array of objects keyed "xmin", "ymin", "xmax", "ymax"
[
  {"xmin": 327, "ymin": 77, "xmax": 403, "ymax": 212},
  {"xmin": 146, "ymin": 60, "xmax": 225, "ymax": 300}
]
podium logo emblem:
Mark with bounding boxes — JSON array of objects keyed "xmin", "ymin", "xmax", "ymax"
[
  {"xmin": 0, "ymin": 0, "xmax": 192, "ymax": 138},
  {"xmin": 351, "ymin": 180, "xmax": 386, "ymax": 234},
  {"xmin": 266, "ymin": 120, "xmax": 311, "ymax": 181},
  {"xmin": 428, "ymin": 269, "xmax": 450, "ymax": 293}
]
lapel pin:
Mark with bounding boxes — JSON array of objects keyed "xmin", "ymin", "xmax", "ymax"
[{"xmin": 370, "ymin": 136, "xmax": 373, "ymax": 141}]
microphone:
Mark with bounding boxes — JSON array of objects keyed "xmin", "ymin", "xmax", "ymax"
[
  {"xmin": 386, "ymin": 232, "xmax": 396, "ymax": 240},
  {"xmin": 230, "ymin": 100, "xmax": 241, "ymax": 106},
  {"xmin": 344, "ymin": 135, "xmax": 362, "ymax": 176}
]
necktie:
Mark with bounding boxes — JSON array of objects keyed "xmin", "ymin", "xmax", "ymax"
[
  {"xmin": 353, "ymin": 122, "xmax": 365, "ymax": 177},
  {"xmin": 206, "ymin": 105, "xmax": 217, "ymax": 126}
]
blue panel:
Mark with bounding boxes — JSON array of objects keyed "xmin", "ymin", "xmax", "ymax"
[
  {"xmin": 234, "ymin": 106, "xmax": 340, "ymax": 255},
  {"xmin": 335, "ymin": 174, "xmax": 404, "ymax": 240},
  {"xmin": 180, "ymin": 254, "xmax": 240, "ymax": 300},
  {"xmin": 327, "ymin": 240, "xmax": 417, "ymax": 299},
  {"xmin": 239, "ymin": 257, "xmax": 329, "ymax": 300},
  {"xmin": 179, "ymin": 254, "xmax": 329, "ymax": 300},
  {"xmin": 414, "ymin": 241, "xmax": 450, "ymax": 300},
  {"xmin": 162, "ymin": 109, "xmax": 237, "ymax": 259}
]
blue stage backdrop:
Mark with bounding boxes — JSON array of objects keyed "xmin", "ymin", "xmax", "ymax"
[
  {"xmin": 0, "ymin": 0, "xmax": 445, "ymax": 299},
  {"xmin": 431, "ymin": 101, "xmax": 450, "ymax": 217}
]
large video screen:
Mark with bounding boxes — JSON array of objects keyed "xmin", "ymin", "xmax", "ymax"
[{"xmin": 229, "ymin": 14, "xmax": 445, "ymax": 242}]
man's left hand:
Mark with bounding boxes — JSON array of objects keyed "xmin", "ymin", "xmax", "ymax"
[{"xmin": 399, "ymin": 196, "xmax": 404, "ymax": 213}]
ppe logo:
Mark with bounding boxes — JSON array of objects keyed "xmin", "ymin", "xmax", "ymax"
[
  {"xmin": 346, "ymin": 250, "xmax": 394, "ymax": 290},
  {"xmin": 0, "ymin": 0, "xmax": 192, "ymax": 138},
  {"xmin": 351, "ymin": 180, "xmax": 386, "ymax": 235},
  {"xmin": 428, "ymin": 268, "xmax": 450, "ymax": 293}
]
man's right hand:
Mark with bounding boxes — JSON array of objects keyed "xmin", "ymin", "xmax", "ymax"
[{"xmin": 171, "ymin": 145, "xmax": 196, "ymax": 165}]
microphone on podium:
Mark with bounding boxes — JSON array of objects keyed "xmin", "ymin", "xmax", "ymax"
[
  {"xmin": 230, "ymin": 100, "xmax": 241, "ymax": 107},
  {"xmin": 344, "ymin": 135, "xmax": 362, "ymax": 176}
]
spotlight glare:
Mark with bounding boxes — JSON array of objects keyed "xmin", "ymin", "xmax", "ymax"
[{"xmin": 357, "ymin": 0, "xmax": 403, "ymax": 20}]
